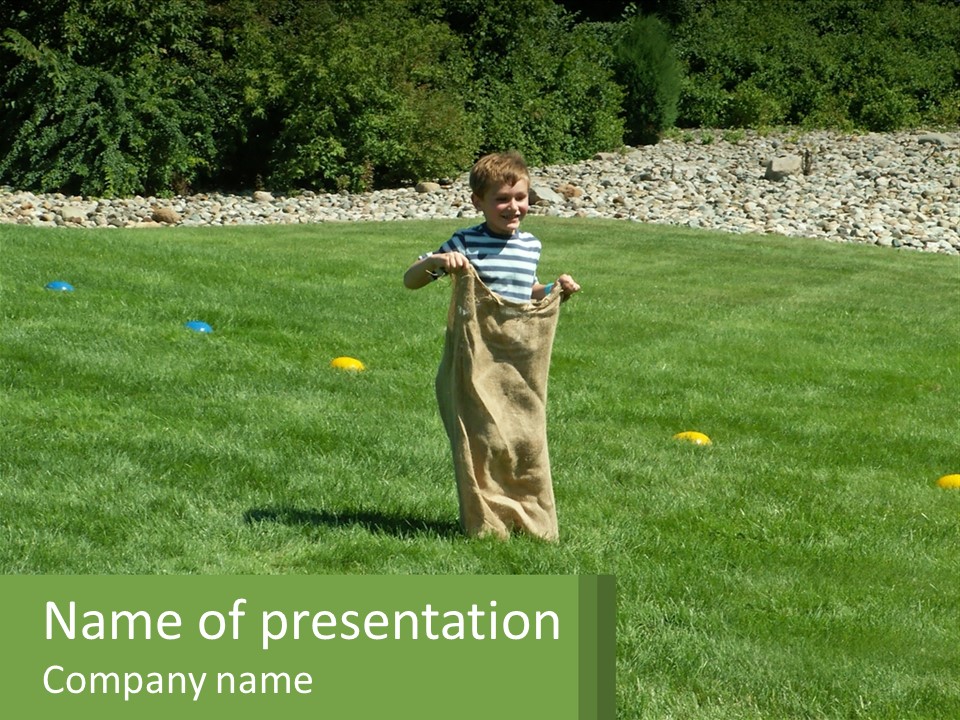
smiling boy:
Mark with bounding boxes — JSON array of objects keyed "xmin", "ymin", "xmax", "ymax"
[
  {"xmin": 404, "ymin": 152, "xmax": 580, "ymax": 540},
  {"xmin": 403, "ymin": 151, "xmax": 580, "ymax": 303}
]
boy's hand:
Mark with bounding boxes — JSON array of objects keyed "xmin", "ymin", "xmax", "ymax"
[
  {"xmin": 433, "ymin": 252, "xmax": 471, "ymax": 274},
  {"xmin": 557, "ymin": 274, "xmax": 581, "ymax": 298}
]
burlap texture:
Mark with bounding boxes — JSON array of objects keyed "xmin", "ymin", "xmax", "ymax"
[{"xmin": 435, "ymin": 266, "xmax": 562, "ymax": 541}]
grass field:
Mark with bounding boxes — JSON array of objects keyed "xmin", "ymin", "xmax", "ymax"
[{"xmin": 1, "ymin": 218, "xmax": 958, "ymax": 719}]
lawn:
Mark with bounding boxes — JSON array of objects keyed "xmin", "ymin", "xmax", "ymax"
[{"xmin": 1, "ymin": 218, "xmax": 958, "ymax": 719}]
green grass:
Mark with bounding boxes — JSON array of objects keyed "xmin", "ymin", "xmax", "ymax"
[{"xmin": 2, "ymin": 218, "xmax": 958, "ymax": 719}]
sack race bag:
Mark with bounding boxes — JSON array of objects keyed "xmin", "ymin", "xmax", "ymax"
[{"xmin": 435, "ymin": 265, "xmax": 563, "ymax": 541}]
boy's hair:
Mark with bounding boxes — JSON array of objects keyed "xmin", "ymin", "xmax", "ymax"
[{"xmin": 469, "ymin": 151, "xmax": 529, "ymax": 198}]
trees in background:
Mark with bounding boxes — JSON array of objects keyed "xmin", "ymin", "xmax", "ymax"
[
  {"xmin": 437, "ymin": 0, "xmax": 623, "ymax": 165},
  {"xmin": 0, "ymin": 0, "xmax": 957, "ymax": 197},
  {"xmin": 0, "ymin": 0, "xmax": 622, "ymax": 195},
  {"xmin": 613, "ymin": 12, "xmax": 681, "ymax": 146},
  {"xmin": 215, "ymin": 1, "xmax": 481, "ymax": 193},
  {"xmin": 673, "ymin": 0, "xmax": 960, "ymax": 132},
  {"xmin": 0, "ymin": 1, "xmax": 221, "ymax": 196}
]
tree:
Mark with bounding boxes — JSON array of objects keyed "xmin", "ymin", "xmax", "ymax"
[
  {"xmin": 438, "ymin": 0, "xmax": 624, "ymax": 164},
  {"xmin": 613, "ymin": 13, "xmax": 681, "ymax": 144},
  {"xmin": 0, "ymin": 1, "xmax": 221, "ymax": 196}
]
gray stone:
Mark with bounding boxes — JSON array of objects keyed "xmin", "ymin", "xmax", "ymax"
[
  {"xmin": 917, "ymin": 133, "xmax": 958, "ymax": 148},
  {"xmin": 529, "ymin": 185, "xmax": 564, "ymax": 206},
  {"xmin": 151, "ymin": 207, "xmax": 181, "ymax": 224},
  {"xmin": 764, "ymin": 155, "xmax": 803, "ymax": 181},
  {"xmin": 556, "ymin": 183, "xmax": 583, "ymax": 199},
  {"xmin": 60, "ymin": 204, "xmax": 93, "ymax": 223}
]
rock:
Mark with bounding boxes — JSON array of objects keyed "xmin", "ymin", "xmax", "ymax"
[
  {"xmin": 917, "ymin": 133, "xmax": 958, "ymax": 148},
  {"xmin": 415, "ymin": 182, "xmax": 442, "ymax": 193},
  {"xmin": 151, "ymin": 207, "xmax": 181, "ymax": 224},
  {"xmin": 252, "ymin": 190, "xmax": 274, "ymax": 203},
  {"xmin": 764, "ymin": 155, "xmax": 803, "ymax": 181},
  {"xmin": 529, "ymin": 185, "xmax": 564, "ymax": 206},
  {"xmin": 60, "ymin": 205, "xmax": 90, "ymax": 224},
  {"xmin": 556, "ymin": 183, "xmax": 583, "ymax": 199}
]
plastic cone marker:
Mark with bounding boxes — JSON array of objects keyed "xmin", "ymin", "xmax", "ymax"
[
  {"xmin": 330, "ymin": 356, "xmax": 365, "ymax": 371},
  {"xmin": 936, "ymin": 474, "xmax": 960, "ymax": 489},
  {"xmin": 45, "ymin": 281, "xmax": 74, "ymax": 292},
  {"xmin": 673, "ymin": 431, "xmax": 712, "ymax": 446},
  {"xmin": 185, "ymin": 321, "xmax": 214, "ymax": 333}
]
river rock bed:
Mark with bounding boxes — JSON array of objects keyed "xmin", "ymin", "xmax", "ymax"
[{"xmin": 2, "ymin": 129, "xmax": 958, "ymax": 254}]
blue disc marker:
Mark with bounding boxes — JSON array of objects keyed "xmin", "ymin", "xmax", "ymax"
[
  {"xmin": 45, "ymin": 281, "xmax": 75, "ymax": 292},
  {"xmin": 185, "ymin": 321, "xmax": 214, "ymax": 334}
]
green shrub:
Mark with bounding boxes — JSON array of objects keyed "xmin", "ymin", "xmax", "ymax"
[
  {"xmin": 725, "ymin": 80, "xmax": 785, "ymax": 128},
  {"xmin": 673, "ymin": 0, "xmax": 960, "ymax": 132},
  {"xmin": 224, "ymin": 0, "xmax": 623, "ymax": 190},
  {"xmin": 0, "ymin": 3, "xmax": 221, "ymax": 197},
  {"xmin": 0, "ymin": 0, "xmax": 626, "ymax": 195},
  {"xmin": 677, "ymin": 74, "xmax": 728, "ymax": 129},
  {"xmin": 0, "ymin": 45, "xmax": 137, "ymax": 197},
  {"xmin": 927, "ymin": 90, "xmax": 960, "ymax": 128},
  {"xmin": 836, "ymin": 1, "xmax": 957, "ymax": 131},
  {"xmin": 613, "ymin": 13, "xmax": 681, "ymax": 144},
  {"xmin": 441, "ymin": 0, "xmax": 624, "ymax": 165},
  {"xmin": 854, "ymin": 79, "xmax": 921, "ymax": 132},
  {"xmin": 264, "ymin": 2, "xmax": 477, "ymax": 192}
]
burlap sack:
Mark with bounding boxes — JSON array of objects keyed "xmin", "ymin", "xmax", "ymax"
[{"xmin": 435, "ymin": 265, "xmax": 563, "ymax": 541}]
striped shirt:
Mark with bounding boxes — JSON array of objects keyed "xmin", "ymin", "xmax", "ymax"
[{"xmin": 423, "ymin": 224, "xmax": 542, "ymax": 303}]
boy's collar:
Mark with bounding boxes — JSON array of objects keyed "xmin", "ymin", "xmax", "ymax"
[{"xmin": 481, "ymin": 222, "xmax": 517, "ymax": 240}]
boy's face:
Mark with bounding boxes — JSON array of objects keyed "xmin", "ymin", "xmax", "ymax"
[{"xmin": 472, "ymin": 178, "xmax": 529, "ymax": 236}]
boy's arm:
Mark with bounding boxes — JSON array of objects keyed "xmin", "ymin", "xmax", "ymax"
[
  {"xmin": 532, "ymin": 274, "xmax": 581, "ymax": 300},
  {"xmin": 403, "ymin": 252, "xmax": 471, "ymax": 290}
]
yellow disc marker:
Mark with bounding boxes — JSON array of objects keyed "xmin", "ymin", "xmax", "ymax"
[
  {"xmin": 673, "ymin": 431, "xmax": 712, "ymax": 446},
  {"xmin": 936, "ymin": 474, "xmax": 960, "ymax": 489},
  {"xmin": 330, "ymin": 356, "xmax": 365, "ymax": 372}
]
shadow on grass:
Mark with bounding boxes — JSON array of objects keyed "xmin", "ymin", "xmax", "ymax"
[{"xmin": 244, "ymin": 506, "xmax": 461, "ymax": 539}]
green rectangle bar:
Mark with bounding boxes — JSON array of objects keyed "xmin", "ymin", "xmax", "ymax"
[
  {"xmin": 0, "ymin": 575, "xmax": 599, "ymax": 720},
  {"xmin": 579, "ymin": 574, "xmax": 616, "ymax": 720},
  {"xmin": 597, "ymin": 575, "xmax": 617, "ymax": 719}
]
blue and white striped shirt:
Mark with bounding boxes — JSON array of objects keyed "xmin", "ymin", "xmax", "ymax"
[{"xmin": 424, "ymin": 224, "xmax": 542, "ymax": 303}]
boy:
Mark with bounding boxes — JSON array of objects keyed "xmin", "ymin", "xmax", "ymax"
[
  {"xmin": 403, "ymin": 151, "xmax": 580, "ymax": 301},
  {"xmin": 404, "ymin": 151, "xmax": 580, "ymax": 541}
]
